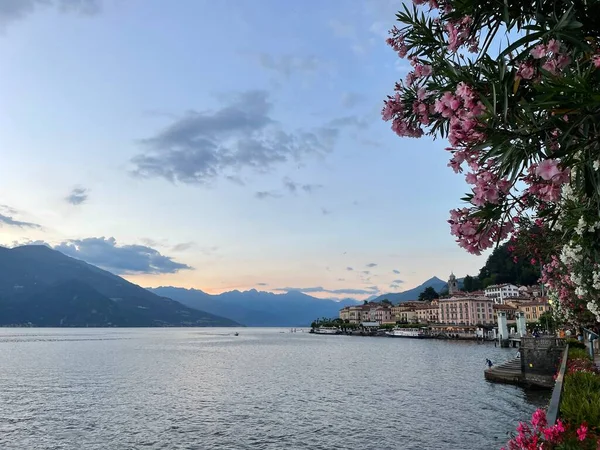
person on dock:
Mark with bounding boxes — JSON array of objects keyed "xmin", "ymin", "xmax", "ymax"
[{"xmin": 486, "ymin": 358, "xmax": 493, "ymax": 368}]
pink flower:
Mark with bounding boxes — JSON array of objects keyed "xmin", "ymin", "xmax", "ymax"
[
  {"xmin": 530, "ymin": 44, "xmax": 546, "ymax": 59},
  {"xmin": 536, "ymin": 159, "xmax": 562, "ymax": 181},
  {"xmin": 577, "ymin": 423, "xmax": 588, "ymax": 441},
  {"xmin": 517, "ymin": 63, "xmax": 535, "ymax": 80},
  {"xmin": 546, "ymin": 39, "xmax": 560, "ymax": 54},
  {"xmin": 593, "ymin": 54, "xmax": 600, "ymax": 68},
  {"xmin": 531, "ymin": 409, "xmax": 547, "ymax": 431}
]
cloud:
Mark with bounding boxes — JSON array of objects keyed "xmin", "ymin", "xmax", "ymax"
[
  {"xmin": 255, "ymin": 191, "xmax": 281, "ymax": 200},
  {"xmin": 338, "ymin": 278, "xmax": 345, "ymax": 281},
  {"xmin": 341, "ymin": 92, "xmax": 365, "ymax": 108},
  {"xmin": 253, "ymin": 53, "xmax": 323, "ymax": 78},
  {"xmin": 346, "ymin": 267, "xmax": 354, "ymax": 271},
  {"xmin": 328, "ymin": 19, "xmax": 357, "ymax": 39},
  {"xmin": 362, "ymin": 270, "xmax": 371, "ymax": 275},
  {"xmin": 275, "ymin": 286, "xmax": 379, "ymax": 295},
  {"xmin": 390, "ymin": 283, "xmax": 401, "ymax": 290},
  {"xmin": 392, "ymin": 279, "xmax": 404, "ymax": 284},
  {"xmin": 256, "ymin": 282, "xmax": 269, "ymax": 286},
  {"xmin": 171, "ymin": 242, "xmax": 195, "ymax": 252},
  {"xmin": 282, "ymin": 177, "xmax": 323, "ymax": 194},
  {"xmin": 0, "ymin": 213, "xmax": 41, "ymax": 229},
  {"xmin": 54, "ymin": 237, "xmax": 192, "ymax": 275},
  {"xmin": 321, "ymin": 208, "xmax": 331, "ymax": 215},
  {"xmin": 132, "ymin": 91, "xmax": 336, "ymax": 186},
  {"xmin": 65, "ymin": 187, "xmax": 88, "ymax": 205},
  {"xmin": 11, "ymin": 239, "xmax": 50, "ymax": 248},
  {"xmin": 393, "ymin": 269, "xmax": 401, "ymax": 274},
  {"xmin": 366, "ymin": 263, "xmax": 377, "ymax": 268},
  {"xmin": 0, "ymin": 0, "xmax": 101, "ymax": 29},
  {"xmin": 327, "ymin": 115, "xmax": 370, "ymax": 130}
]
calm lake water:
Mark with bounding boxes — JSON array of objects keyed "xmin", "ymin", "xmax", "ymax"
[{"xmin": 0, "ymin": 328, "xmax": 549, "ymax": 450}]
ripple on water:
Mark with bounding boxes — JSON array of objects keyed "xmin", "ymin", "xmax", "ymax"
[{"xmin": 0, "ymin": 328, "xmax": 548, "ymax": 450}]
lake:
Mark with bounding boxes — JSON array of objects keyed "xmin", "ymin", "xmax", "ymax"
[{"xmin": 0, "ymin": 328, "xmax": 549, "ymax": 449}]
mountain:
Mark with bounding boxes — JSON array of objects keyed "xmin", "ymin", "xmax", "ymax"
[
  {"xmin": 370, "ymin": 276, "xmax": 449, "ymax": 303},
  {"xmin": 0, "ymin": 245, "xmax": 239, "ymax": 327},
  {"xmin": 148, "ymin": 287, "xmax": 361, "ymax": 327}
]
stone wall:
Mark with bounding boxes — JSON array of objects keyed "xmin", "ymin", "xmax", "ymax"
[{"xmin": 520, "ymin": 336, "xmax": 565, "ymax": 387}]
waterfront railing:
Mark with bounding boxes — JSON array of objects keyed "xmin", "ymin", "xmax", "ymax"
[{"xmin": 547, "ymin": 344, "xmax": 569, "ymax": 426}]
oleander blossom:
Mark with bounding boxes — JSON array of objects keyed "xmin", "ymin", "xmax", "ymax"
[{"xmin": 382, "ymin": 0, "xmax": 600, "ymax": 325}]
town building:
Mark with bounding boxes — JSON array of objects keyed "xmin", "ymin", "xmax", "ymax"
[
  {"xmin": 438, "ymin": 296, "xmax": 494, "ymax": 326},
  {"xmin": 391, "ymin": 303, "xmax": 419, "ymax": 323},
  {"xmin": 484, "ymin": 283, "xmax": 520, "ymax": 304},
  {"xmin": 518, "ymin": 299, "xmax": 551, "ymax": 322},
  {"xmin": 493, "ymin": 304, "xmax": 518, "ymax": 323},
  {"xmin": 339, "ymin": 302, "xmax": 394, "ymax": 325},
  {"xmin": 415, "ymin": 300, "xmax": 439, "ymax": 323}
]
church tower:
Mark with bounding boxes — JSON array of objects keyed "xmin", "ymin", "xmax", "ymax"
[{"xmin": 448, "ymin": 272, "xmax": 458, "ymax": 295}]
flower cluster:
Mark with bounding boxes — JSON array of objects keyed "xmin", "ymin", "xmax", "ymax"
[
  {"xmin": 503, "ymin": 409, "xmax": 598, "ymax": 450},
  {"xmin": 382, "ymin": 0, "xmax": 600, "ymax": 326}
]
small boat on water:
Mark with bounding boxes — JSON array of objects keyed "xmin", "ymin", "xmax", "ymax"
[
  {"xmin": 234, "ymin": 332, "xmax": 239, "ymax": 336},
  {"xmin": 386, "ymin": 327, "xmax": 427, "ymax": 338},
  {"xmin": 312, "ymin": 327, "xmax": 340, "ymax": 335}
]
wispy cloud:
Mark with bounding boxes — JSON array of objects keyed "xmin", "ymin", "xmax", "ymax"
[
  {"xmin": 392, "ymin": 269, "xmax": 400, "ymax": 274},
  {"xmin": 171, "ymin": 242, "xmax": 195, "ymax": 252},
  {"xmin": 321, "ymin": 208, "xmax": 331, "ymax": 215},
  {"xmin": 346, "ymin": 267, "xmax": 354, "ymax": 271},
  {"xmin": 392, "ymin": 279, "xmax": 404, "ymax": 284},
  {"xmin": 132, "ymin": 91, "xmax": 337, "ymax": 186},
  {"xmin": 252, "ymin": 53, "xmax": 324, "ymax": 78},
  {"xmin": 0, "ymin": 0, "xmax": 101, "ymax": 30},
  {"xmin": 255, "ymin": 191, "xmax": 281, "ymax": 200},
  {"xmin": 0, "ymin": 212, "xmax": 41, "ymax": 229},
  {"xmin": 274, "ymin": 286, "xmax": 379, "ymax": 295},
  {"xmin": 65, "ymin": 187, "xmax": 89, "ymax": 205},
  {"xmin": 54, "ymin": 236, "xmax": 192, "ymax": 275},
  {"xmin": 256, "ymin": 282, "xmax": 269, "ymax": 286},
  {"xmin": 341, "ymin": 92, "xmax": 365, "ymax": 108},
  {"xmin": 282, "ymin": 177, "xmax": 323, "ymax": 194},
  {"xmin": 366, "ymin": 262, "xmax": 377, "ymax": 268}
]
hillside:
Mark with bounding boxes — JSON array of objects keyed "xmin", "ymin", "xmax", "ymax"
[
  {"xmin": 0, "ymin": 245, "xmax": 239, "ymax": 327},
  {"xmin": 370, "ymin": 276, "xmax": 448, "ymax": 303},
  {"xmin": 149, "ymin": 287, "xmax": 361, "ymax": 327}
]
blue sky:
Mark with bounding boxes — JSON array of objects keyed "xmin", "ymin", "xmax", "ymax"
[{"xmin": 0, "ymin": 0, "xmax": 489, "ymax": 299}]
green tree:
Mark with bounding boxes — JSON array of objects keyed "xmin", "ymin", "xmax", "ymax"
[
  {"xmin": 381, "ymin": 299, "xmax": 392, "ymax": 305},
  {"xmin": 418, "ymin": 286, "xmax": 439, "ymax": 301}
]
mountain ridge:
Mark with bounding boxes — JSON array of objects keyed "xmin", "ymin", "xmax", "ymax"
[{"xmin": 0, "ymin": 245, "xmax": 239, "ymax": 327}]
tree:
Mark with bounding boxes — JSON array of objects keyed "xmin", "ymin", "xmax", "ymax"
[
  {"xmin": 418, "ymin": 287, "xmax": 439, "ymax": 301},
  {"xmin": 381, "ymin": 299, "xmax": 392, "ymax": 305},
  {"xmin": 382, "ymin": 1, "xmax": 600, "ymax": 324},
  {"xmin": 363, "ymin": 300, "xmax": 368, "ymax": 305}
]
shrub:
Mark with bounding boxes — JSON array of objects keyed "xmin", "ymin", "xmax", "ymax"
[
  {"xmin": 566, "ymin": 338, "xmax": 586, "ymax": 350},
  {"xmin": 568, "ymin": 347, "xmax": 591, "ymax": 361},
  {"xmin": 560, "ymin": 371, "xmax": 600, "ymax": 431}
]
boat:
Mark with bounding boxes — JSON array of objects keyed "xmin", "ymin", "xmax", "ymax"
[
  {"xmin": 386, "ymin": 327, "xmax": 428, "ymax": 338},
  {"xmin": 234, "ymin": 332, "xmax": 239, "ymax": 336},
  {"xmin": 312, "ymin": 327, "xmax": 340, "ymax": 335}
]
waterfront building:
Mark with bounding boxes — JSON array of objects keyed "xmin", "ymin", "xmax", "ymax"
[
  {"xmin": 339, "ymin": 302, "xmax": 393, "ymax": 325},
  {"xmin": 415, "ymin": 300, "xmax": 439, "ymax": 323},
  {"xmin": 391, "ymin": 303, "xmax": 418, "ymax": 323},
  {"xmin": 493, "ymin": 304, "xmax": 518, "ymax": 323},
  {"xmin": 484, "ymin": 283, "xmax": 520, "ymax": 304},
  {"xmin": 438, "ymin": 296, "xmax": 494, "ymax": 326},
  {"xmin": 518, "ymin": 298, "xmax": 551, "ymax": 322}
]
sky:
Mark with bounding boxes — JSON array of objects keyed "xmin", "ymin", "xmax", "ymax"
[{"xmin": 0, "ymin": 0, "xmax": 490, "ymax": 300}]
